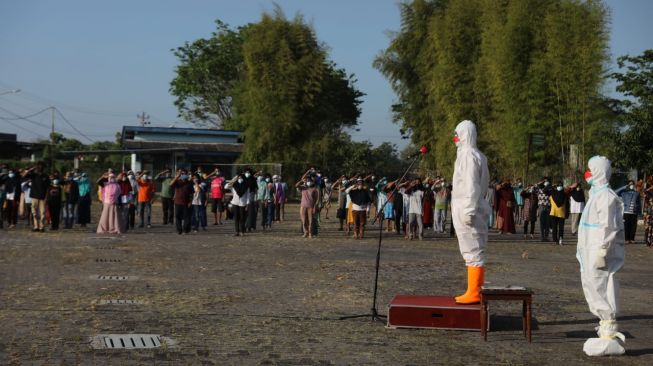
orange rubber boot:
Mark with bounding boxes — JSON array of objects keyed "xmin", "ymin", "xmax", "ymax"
[{"xmin": 454, "ymin": 266, "xmax": 485, "ymax": 304}]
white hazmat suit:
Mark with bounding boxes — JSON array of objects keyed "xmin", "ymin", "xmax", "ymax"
[
  {"xmin": 451, "ymin": 120, "xmax": 490, "ymax": 304},
  {"xmin": 577, "ymin": 156, "xmax": 626, "ymax": 356}
]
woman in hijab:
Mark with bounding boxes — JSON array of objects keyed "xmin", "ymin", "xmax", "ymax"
[
  {"xmin": 569, "ymin": 182, "xmax": 586, "ymax": 236},
  {"xmin": 97, "ymin": 171, "xmax": 123, "ymax": 234},
  {"xmin": 549, "ymin": 181, "xmax": 570, "ymax": 245},
  {"xmin": 77, "ymin": 173, "xmax": 92, "ymax": 227}
]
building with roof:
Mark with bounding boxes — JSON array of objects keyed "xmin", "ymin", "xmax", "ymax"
[
  {"xmin": 120, "ymin": 126, "xmax": 244, "ymax": 172},
  {"xmin": 0, "ymin": 133, "xmax": 45, "ymax": 161}
]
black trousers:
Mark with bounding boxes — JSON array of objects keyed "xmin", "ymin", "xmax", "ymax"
[
  {"xmin": 48, "ymin": 202, "xmax": 61, "ymax": 230},
  {"xmin": 523, "ymin": 220, "xmax": 535, "ymax": 235},
  {"xmin": 233, "ymin": 205, "xmax": 246, "ymax": 234},
  {"xmin": 624, "ymin": 213, "xmax": 638, "ymax": 241},
  {"xmin": 128, "ymin": 204, "xmax": 136, "ymax": 229},
  {"xmin": 175, "ymin": 204, "xmax": 191, "ymax": 234},
  {"xmin": 245, "ymin": 201, "xmax": 257, "ymax": 230},
  {"xmin": 394, "ymin": 207, "xmax": 403, "ymax": 234},
  {"xmin": 551, "ymin": 216, "xmax": 565, "ymax": 242},
  {"xmin": 161, "ymin": 197, "xmax": 174, "ymax": 225},
  {"xmin": 539, "ymin": 206, "xmax": 551, "ymax": 240}
]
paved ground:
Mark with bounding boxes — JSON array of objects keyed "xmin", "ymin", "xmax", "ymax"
[{"xmin": 0, "ymin": 203, "xmax": 652, "ymax": 365}]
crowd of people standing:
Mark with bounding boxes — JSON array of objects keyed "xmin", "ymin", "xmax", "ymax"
[{"xmin": 1, "ymin": 162, "xmax": 652, "ymax": 248}]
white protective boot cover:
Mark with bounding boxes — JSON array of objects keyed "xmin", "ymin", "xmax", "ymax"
[{"xmin": 583, "ymin": 320, "xmax": 625, "ymax": 356}]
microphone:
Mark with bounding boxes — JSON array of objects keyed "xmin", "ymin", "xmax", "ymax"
[{"xmin": 408, "ymin": 145, "xmax": 429, "ymax": 158}]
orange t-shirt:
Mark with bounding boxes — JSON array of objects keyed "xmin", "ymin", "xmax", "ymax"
[{"xmin": 137, "ymin": 180, "xmax": 155, "ymax": 202}]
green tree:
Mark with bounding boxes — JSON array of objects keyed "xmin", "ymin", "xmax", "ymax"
[
  {"xmin": 375, "ymin": 0, "xmax": 611, "ymax": 180},
  {"xmin": 611, "ymin": 50, "xmax": 653, "ymax": 175},
  {"xmin": 170, "ymin": 20, "xmax": 246, "ymax": 127}
]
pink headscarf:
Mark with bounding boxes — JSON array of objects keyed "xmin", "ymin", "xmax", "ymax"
[{"xmin": 102, "ymin": 173, "xmax": 122, "ymax": 203}]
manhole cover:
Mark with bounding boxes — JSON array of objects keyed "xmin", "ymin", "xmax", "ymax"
[
  {"xmin": 90, "ymin": 334, "xmax": 175, "ymax": 349},
  {"xmin": 90, "ymin": 275, "xmax": 137, "ymax": 281},
  {"xmin": 95, "ymin": 258, "xmax": 122, "ymax": 263},
  {"xmin": 96, "ymin": 299, "xmax": 144, "ymax": 305}
]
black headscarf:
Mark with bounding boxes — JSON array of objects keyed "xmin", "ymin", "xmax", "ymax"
[
  {"xmin": 571, "ymin": 187, "xmax": 585, "ymax": 203},
  {"xmin": 551, "ymin": 189, "xmax": 566, "ymax": 207}
]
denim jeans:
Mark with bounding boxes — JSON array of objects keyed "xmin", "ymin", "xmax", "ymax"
[
  {"xmin": 63, "ymin": 203, "xmax": 76, "ymax": 228},
  {"xmin": 139, "ymin": 202, "xmax": 152, "ymax": 226}
]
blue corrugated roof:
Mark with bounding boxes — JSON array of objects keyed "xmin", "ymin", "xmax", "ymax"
[{"xmin": 122, "ymin": 125, "xmax": 242, "ymax": 137}]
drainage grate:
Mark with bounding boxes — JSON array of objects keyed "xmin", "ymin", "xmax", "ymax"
[
  {"xmin": 95, "ymin": 258, "xmax": 121, "ymax": 263},
  {"xmin": 90, "ymin": 334, "xmax": 173, "ymax": 349},
  {"xmin": 91, "ymin": 275, "xmax": 137, "ymax": 281},
  {"xmin": 96, "ymin": 299, "xmax": 144, "ymax": 305}
]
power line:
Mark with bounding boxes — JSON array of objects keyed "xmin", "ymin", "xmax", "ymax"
[
  {"xmin": 54, "ymin": 107, "xmax": 96, "ymax": 144},
  {"xmin": 0, "ymin": 106, "xmax": 51, "ymax": 120}
]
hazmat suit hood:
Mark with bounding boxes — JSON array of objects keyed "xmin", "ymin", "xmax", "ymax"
[
  {"xmin": 588, "ymin": 156, "xmax": 611, "ymax": 188},
  {"xmin": 455, "ymin": 120, "xmax": 478, "ymax": 149}
]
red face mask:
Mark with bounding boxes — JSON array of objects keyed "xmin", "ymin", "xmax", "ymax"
[
  {"xmin": 453, "ymin": 135, "xmax": 460, "ymax": 144},
  {"xmin": 584, "ymin": 170, "xmax": 593, "ymax": 182}
]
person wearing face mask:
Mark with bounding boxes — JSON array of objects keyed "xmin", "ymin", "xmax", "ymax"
[
  {"xmin": 206, "ymin": 168, "xmax": 226, "ymax": 225},
  {"xmin": 403, "ymin": 177, "xmax": 425, "ymax": 240},
  {"xmin": 21, "ymin": 179, "xmax": 33, "ymax": 226},
  {"xmin": 495, "ymin": 180, "xmax": 516, "ymax": 234},
  {"xmin": 615, "ymin": 180, "xmax": 641, "ymax": 244},
  {"xmin": 190, "ymin": 173, "xmax": 208, "ymax": 232},
  {"xmin": 137, "ymin": 172, "xmax": 155, "ymax": 229},
  {"xmin": 62, "ymin": 171, "xmax": 79, "ymax": 229},
  {"xmin": 321, "ymin": 176, "xmax": 334, "ymax": 220},
  {"xmin": 76, "ymin": 172, "xmax": 92, "ymax": 228},
  {"xmin": 347, "ymin": 177, "xmax": 372, "ymax": 239},
  {"xmin": 520, "ymin": 184, "xmax": 539, "ymax": 239},
  {"xmin": 577, "ymin": 156, "xmax": 626, "ymax": 356},
  {"xmin": 225, "ymin": 173, "xmax": 249, "ymax": 236},
  {"xmin": 155, "ymin": 169, "xmax": 175, "ymax": 225},
  {"xmin": 170, "ymin": 170, "xmax": 194, "ymax": 235},
  {"xmin": 243, "ymin": 169, "xmax": 258, "ymax": 232},
  {"xmin": 296, "ymin": 172, "xmax": 319, "ymax": 238},
  {"xmin": 45, "ymin": 176, "xmax": 63, "ymax": 230},
  {"xmin": 549, "ymin": 181, "xmax": 570, "ymax": 246},
  {"xmin": 433, "ymin": 179, "xmax": 448, "ymax": 233},
  {"xmin": 535, "ymin": 177, "xmax": 554, "ymax": 242},
  {"xmin": 256, "ymin": 173, "xmax": 272, "ymax": 229},
  {"xmin": 643, "ymin": 177, "xmax": 653, "ymax": 247},
  {"xmin": 513, "ymin": 179, "xmax": 524, "ymax": 225},
  {"xmin": 126, "ymin": 172, "xmax": 139, "ymax": 230},
  {"xmin": 378, "ymin": 178, "xmax": 396, "ymax": 232},
  {"xmin": 21, "ymin": 162, "xmax": 50, "ymax": 232},
  {"xmin": 569, "ymin": 182, "xmax": 586, "ymax": 236},
  {"xmin": 114, "ymin": 172, "xmax": 134, "ymax": 232},
  {"xmin": 96, "ymin": 171, "xmax": 123, "ymax": 234},
  {"xmin": 272, "ymin": 175, "xmax": 287, "ymax": 222},
  {"xmin": 332, "ymin": 176, "xmax": 349, "ymax": 232},
  {"xmin": 2, "ymin": 168, "xmax": 21, "ymax": 228},
  {"xmin": 451, "ymin": 120, "xmax": 491, "ymax": 304},
  {"xmin": 422, "ymin": 179, "xmax": 435, "ymax": 231}
]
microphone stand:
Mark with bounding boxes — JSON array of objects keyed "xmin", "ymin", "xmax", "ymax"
[{"xmin": 340, "ymin": 153, "xmax": 422, "ymax": 322}]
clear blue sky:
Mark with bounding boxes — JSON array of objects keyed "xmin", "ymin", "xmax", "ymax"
[{"xmin": 0, "ymin": 0, "xmax": 651, "ymax": 147}]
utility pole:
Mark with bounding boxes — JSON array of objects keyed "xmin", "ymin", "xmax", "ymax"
[
  {"xmin": 51, "ymin": 107, "xmax": 55, "ymax": 174},
  {"xmin": 137, "ymin": 112, "xmax": 150, "ymax": 127}
]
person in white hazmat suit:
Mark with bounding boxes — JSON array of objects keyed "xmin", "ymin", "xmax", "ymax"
[
  {"xmin": 451, "ymin": 120, "xmax": 491, "ymax": 304},
  {"xmin": 577, "ymin": 156, "xmax": 626, "ymax": 356}
]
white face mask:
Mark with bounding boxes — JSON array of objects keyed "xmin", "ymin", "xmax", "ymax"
[
  {"xmin": 306, "ymin": 182, "xmax": 313, "ymax": 187},
  {"xmin": 8, "ymin": 173, "xmax": 15, "ymax": 178},
  {"xmin": 556, "ymin": 186, "xmax": 563, "ymax": 191},
  {"xmin": 237, "ymin": 178, "xmax": 243, "ymax": 184},
  {"xmin": 244, "ymin": 172, "xmax": 251, "ymax": 178},
  {"xmin": 629, "ymin": 185, "xmax": 635, "ymax": 190}
]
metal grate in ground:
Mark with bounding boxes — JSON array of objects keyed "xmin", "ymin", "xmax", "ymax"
[{"xmin": 90, "ymin": 334, "xmax": 174, "ymax": 349}]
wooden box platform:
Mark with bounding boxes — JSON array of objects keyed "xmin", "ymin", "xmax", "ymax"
[{"xmin": 387, "ymin": 295, "xmax": 482, "ymax": 331}]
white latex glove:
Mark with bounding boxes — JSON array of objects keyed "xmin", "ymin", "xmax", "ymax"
[
  {"xmin": 595, "ymin": 248, "xmax": 608, "ymax": 270},
  {"xmin": 464, "ymin": 215, "xmax": 474, "ymax": 226}
]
